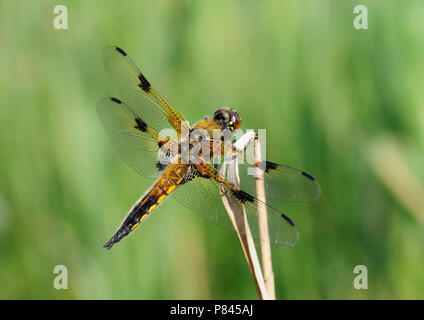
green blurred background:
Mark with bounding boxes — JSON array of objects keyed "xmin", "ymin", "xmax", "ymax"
[{"xmin": 1, "ymin": 0, "xmax": 424, "ymax": 299}]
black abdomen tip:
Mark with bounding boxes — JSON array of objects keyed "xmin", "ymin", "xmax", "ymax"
[
  {"xmin": 103, "ymin": 240, "xmax": 114, "ymax": 250},
  {"xmin": 104, "ymin": 228, "xmax": 129, "ymax": 250},
  {"xmin": 103, "ymin": 236, "xmax": 118, "ymax": 250}
]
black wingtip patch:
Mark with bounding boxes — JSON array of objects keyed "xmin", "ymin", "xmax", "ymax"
[
  {"xmin": 115, "ymin": 46, "xmax": 127, "ymax": 56},
  {"xmin": 281, "ymin": 213, "xmax": 296, "ymax": 226},
  {"xmin": 134, "ymin": 117, "xmax": 148, "ymax": 132},
  {"xmin": 302, "ymin": 171, "xmax": 316, "ymax": 181},
  {"xmin": 138, "ymin": 73, "xmax": 151, "ymax": 92},
  {"xmin": 110, "ymin": 97, "xmax": 122, "ymax": 104}
]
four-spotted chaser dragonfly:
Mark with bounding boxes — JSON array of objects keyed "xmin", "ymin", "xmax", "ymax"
[{"xmin": 98, "ymin": 46, "xmax": 321, "ymax": 250}]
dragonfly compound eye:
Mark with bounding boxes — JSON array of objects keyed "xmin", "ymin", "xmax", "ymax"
[{"xmin": 213, "ymin": 110, "xmax": 228, "ymax": 123}]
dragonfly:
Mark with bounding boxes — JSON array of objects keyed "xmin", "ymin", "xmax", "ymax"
[{"xmin": 97, "ymin": 46, "xmax": 321, "ymax": 250}]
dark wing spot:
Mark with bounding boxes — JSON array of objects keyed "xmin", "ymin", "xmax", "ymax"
[
  {"xmin": 138, "ymin": 73, "xmax": 151, "ymax": 92},
  {"xmin": 264, "ymin": 161, "xmax": 278, "ymax": 173},
  {"xmin": 110, "ymin": 97, "xmax": 122, "ymax": 104},
  {"xmin": 301, "ymin": 171, "xmax": 316, "ymax": 181},
  {"xmin": 232, "ymin": 189, "xmax": 254, "ymax": 203},
  {"xmin": 115, "ymin": 46, "xmax": 127, "ymax": 56},
  {"xmin": 134, "ymin": 117, "xmax": 148, "ymax": 132},
  {"xmin": 281, "ymin": 213, "xmax": 295, "ymax": 226}
]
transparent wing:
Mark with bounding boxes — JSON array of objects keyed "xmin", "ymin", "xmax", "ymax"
[
  {"xmin": 103, "ymin": 46, "xmax": 190, "ymax": 135},
  {"xmin": 97, "ymin": 97, "xmax": 178, "ymax": 179},
  {"xmin": 213, "ymin": 141, "xmax": 321, "ymax": 202},
  {"xmin": 237, "ymin": 160, "xmax": 321, "ymax": 202},
  {"xmin": 171, "ymin": 166, "xmax": 299, "ymax": 246}
]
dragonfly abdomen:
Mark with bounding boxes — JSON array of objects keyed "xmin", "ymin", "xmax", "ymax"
[
  {"xmin": 103, "ymin": 194, "xmax": 157, "ymax": 250},
  {"xmin": 103, "ymin": 167, "xmax": 186, "ymax": 250}
]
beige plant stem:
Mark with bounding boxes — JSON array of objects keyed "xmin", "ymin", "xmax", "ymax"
[
  {"xmin": 219, "ymin": 130, "xmax": 275, "ymax": 300},
  {"xmin": 220, "ymin": 161, "xmax": 268, "ymax": 300},
  {"xmin": 253, "ymin": 135, "xmax": 276, "ymax": 299}
]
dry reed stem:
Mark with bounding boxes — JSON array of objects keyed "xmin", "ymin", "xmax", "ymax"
[
  {"xmin": 220, "ymin": 162, "xmax": 268, "ymax": 299},
  {"xmin": 219, "ymin": 130, "xmax": 275, "ymax": 300},
  {"xmin": 253, "ymin": 136, "xmax": 275, "ymax": 299}
]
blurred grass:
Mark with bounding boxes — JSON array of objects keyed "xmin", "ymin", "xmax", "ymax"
[{"xmin": 1, "ymin": 0, "xmax": 424, "ymax": 299}]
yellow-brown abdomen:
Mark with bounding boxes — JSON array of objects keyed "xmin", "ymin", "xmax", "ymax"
[{"xmin": 103, "ymin": 163, "xmax": 189, "ymax": 249}]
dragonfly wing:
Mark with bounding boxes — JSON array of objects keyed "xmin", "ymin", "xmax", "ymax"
[
  {"xmin": 237, "ymin": 160, "xmax": 321, "ymax": 202},
  {"xmin": 171, "ymin": 165, "xmax": 299, "ymax": 246},
  {"xmin": 216, "ymin": 141, "xmax": 321, "ymax": 202},
  {"xmin": 97, "ymin": 97, "xmax": 178, "ymax": 179},
  {"xmin": 102, "ymin": 46, "xmax": 190, "ymax": 135}
]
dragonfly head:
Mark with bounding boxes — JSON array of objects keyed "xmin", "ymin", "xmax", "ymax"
[{"xmin": 213, "ymin": 108, "xmax": 242, "ymax": 132}]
